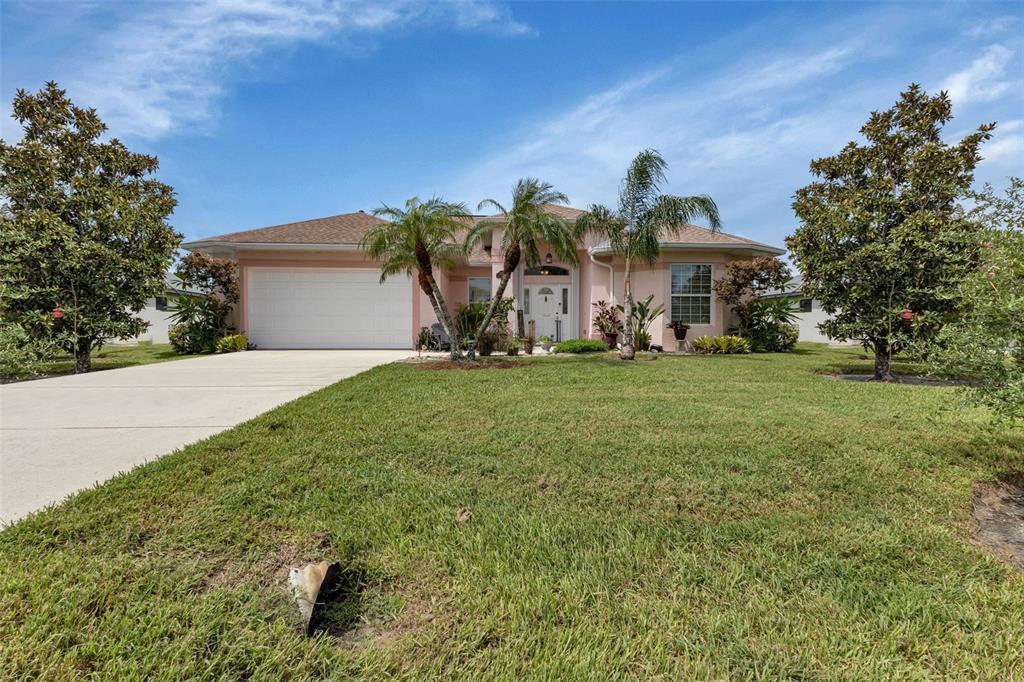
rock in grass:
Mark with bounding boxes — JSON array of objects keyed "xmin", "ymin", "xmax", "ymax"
[{"xmin": 288, "ymin": 561, "xmax": 342, "ymax": 635}]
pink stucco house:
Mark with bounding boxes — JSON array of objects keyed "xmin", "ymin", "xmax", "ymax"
[{"xmin": 182, "ymin": 206, "xmax": 784, "ymax": 349}]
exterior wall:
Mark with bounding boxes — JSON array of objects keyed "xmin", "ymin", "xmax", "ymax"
[
  {"xmin": 108, "ymin": 298, "xmax": 174, "ymax": 345},
  {"xmin": 596, "ymin": 250, "xmax": 738, "ymax": 348}
]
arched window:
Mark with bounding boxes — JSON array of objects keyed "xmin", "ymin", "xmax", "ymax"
[{"xmin": 524, "ymin": 265, "xmax": 569, "ymax": 276}]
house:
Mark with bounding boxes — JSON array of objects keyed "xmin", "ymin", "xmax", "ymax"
[
  {"xmin": 763, "ymin": 276, "xmax": 842, "ymax": 344},
  {"xmin": 108, "ymin": 274, "xmax": 205, "ymax": 345},
  {"xmin": 181, "ymin": 207, "xmax": 785, "ymax": 349}
]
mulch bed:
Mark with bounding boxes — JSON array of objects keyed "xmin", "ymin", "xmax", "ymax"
[
  {"xmin": 414, "ymin": 359, "xmax": 526, "ymax": 371},
  {"xmin": 819, "ymin": 372, "xmax": 974, "ymax": 387}
]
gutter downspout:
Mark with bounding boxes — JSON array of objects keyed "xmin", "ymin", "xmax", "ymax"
[{"xmin": 588, "ymin": 247, "xmax": 615, "ymax": 304}]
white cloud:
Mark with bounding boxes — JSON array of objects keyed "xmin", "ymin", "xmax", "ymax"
[
  {"xmin": 985, "ymin": 119, "xmax": 1024, "ymax": 163},
  {"xmin": 941, "ymin": 44, "xmax": 1015, "ymax": 104},
  {"xmin": 50, "ymin": 0, "xmax": 530, "ymax": 139},
  {"xmin": 965, "ymin": 16, "xmax": 1018, "ymax": 39},
  {"xmin": 447, "ymin": 41, "xmax": 871, "ymax": 238}
]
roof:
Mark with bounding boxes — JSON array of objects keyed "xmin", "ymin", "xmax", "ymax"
[
  {"xmin": 475, "ymin": 203, "xmax": 587, "ymax": 224},
  {"xmin": 764, "ymin": 275, "xmax": 805, "ymax": 298},
  {"xmin": 183, "ymin": 205, "xmax": 784, "ymax": 256},
  {"xmin": 188, "ymin": 211, "xmax": 387, "ymax": 246},
  {"xmin": 588, "ymin": 223, "xmax": 785, "ymax": 256}
]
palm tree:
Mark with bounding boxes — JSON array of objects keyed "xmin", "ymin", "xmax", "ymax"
[
  {"xmin": 467, "ymin": 178, "xmax": 580, "ymax": 358},
  {"xmin": 361, "ymin": 196, "xmax": 469, "ymax": 360},
  {"xmin": 576, "ymin": 150, "xmax": 721, "ymax": 360}
]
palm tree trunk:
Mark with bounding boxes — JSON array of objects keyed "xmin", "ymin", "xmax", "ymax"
[
  {"xmin": 620, "ymin": 260, "xmax": 635, "ymax": 360},
  {"xmin": 467, "ymin": 241, "xmax": 520, "ymax": 361},
  {"xmin": 415, "ymin": 240, "xmax": 461, "ymax": 360},
  {"xmin": 427, "ymin": 274, "xmax": 461, "ymax": 361}
]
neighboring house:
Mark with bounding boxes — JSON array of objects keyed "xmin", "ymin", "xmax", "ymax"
[
  {"xmin": 181, "ymin": 207, "xmax": 785, "ymax": 350},
  {"xmin": 763, "ymin": 276, "xmax": 839, "ymax": 344},
  {"xmin": 108, "ymin": 274, "xmax": 204, "ymax": 345}
]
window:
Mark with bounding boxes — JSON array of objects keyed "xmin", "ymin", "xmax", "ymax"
[
  {"xmin": 155, "ymin": 296, "xmax": 169, "ymax": 311},
  {"xmin": 799, "ymin": 298, "xmax": 813, "ymax": 313},
  {"xmin": 670, "ymin": 264, "xmax": 712, "ymax": 325},
  {"xmin": 523, "ymin": 288, "xmax": 530, "ymax": 314},
  {"xmin": 468, "ymin": 277, "xmax": 491, "ymax": 303},
  {"xmin": 524, "ymin": 265, "xmax": 569, "ymax": 276},
  {"xmin": 561, "ymin": 287, "xmax": 569, "ymax": 315}
]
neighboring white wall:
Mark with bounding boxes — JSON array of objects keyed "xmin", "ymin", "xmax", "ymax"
[
  {"xmin": 108, "ymin": 298, "xmax": 174, "ymax": 345},
  {"xmin": 791, "ymin": 298, "xmax": 859, "ymax": 345},
  {"xmin": 792, "ymin": 299, "xmax": 833, "ymax": 343}
]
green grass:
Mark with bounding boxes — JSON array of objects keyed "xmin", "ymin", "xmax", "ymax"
[
  {"xmin": 1, "ymin": 344, "xmax": 1022, "ymax": 679},
  {"xmin": 33, "ymin": 343, "xmax": 194, "ymax": 378}
]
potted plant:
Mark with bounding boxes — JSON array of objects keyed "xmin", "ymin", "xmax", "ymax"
[
  {"xmin": 538, "ymin": 335, "xmax": 553, "ymax": 351},
  {"xmin": 667, "ymin": 320, "xmax": 690, "ymax": 352},
  {"xmin": 522, "ymin": 335, "xmax": 535, "ymax": 355},
  {"xmin": 592, "ymin": 300, "xmax": 622, "ymax": 350},
  {"xmin": 506, "ymin": 337, "xmax": 520, "ymax": 356},
  {"xmin": 667, "ymin": 320, "xmax": 690, "ymax": 341}
]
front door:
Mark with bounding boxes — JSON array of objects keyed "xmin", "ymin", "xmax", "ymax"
[{"xmin": 532, "ymin": 286, "xmax": 564, "ymax": 340}]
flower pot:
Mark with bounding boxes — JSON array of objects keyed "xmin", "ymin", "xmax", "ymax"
[
  {"xmin": 603, "ymin": 333, "xmax": 618, "ymax": 349},
  {"xmin": 671, "ymin": 327, "xmax": 689, "ymax": 341}
]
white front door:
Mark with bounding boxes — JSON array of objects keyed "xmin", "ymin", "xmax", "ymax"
[{"xmin": 532, "ymin": 286, "xmax": 565, "ymax": 340}]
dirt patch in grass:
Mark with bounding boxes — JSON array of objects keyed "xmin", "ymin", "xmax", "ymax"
[
  {"xmin": 415, "ymin": 359, "xmax": 525, "ymax": 371},
  {"xmin": 972, "ymin": 475, "xmax": 1024, "ymax": 572},
  {"xmin": 333, "ymin": 592, "xmax": 435, "ymax": 650}
]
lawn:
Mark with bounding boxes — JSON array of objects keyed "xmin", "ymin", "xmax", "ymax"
[
  {"xmin": 1, "ymin": 345, "xmax": 1021, "ymax": 679},
  {"xmin": 23, "ymin": 342, "xmax": 193, "ymax": 380}
]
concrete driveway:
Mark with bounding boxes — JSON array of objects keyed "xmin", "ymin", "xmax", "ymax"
[{"xmin": 0, "ymin": 350, "xmax": 410, "ymax": 525}]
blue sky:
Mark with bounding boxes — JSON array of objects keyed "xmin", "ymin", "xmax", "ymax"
[{"xmin": 2, "ymin": 1, "xmax": 1022, "ymax": 248}]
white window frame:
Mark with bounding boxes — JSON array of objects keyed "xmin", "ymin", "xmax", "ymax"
[
  {"xmin": 468, "ymin": 277, "xmax": 492, "ymax": 303},
  {"xmin": 670, "ymin": 263, "xmax": 714, "ymax": 326}
]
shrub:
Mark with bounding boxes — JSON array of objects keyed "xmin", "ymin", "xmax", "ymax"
[
  {"xmin": 775, "ymin": 324, "xmax": 799, "ymax": 352},
  {"xmin": 591, "ymin": 300, "xmax": 622, "ymax": 335},
  {"xmin": 692, "ymin": 335, "xmax": 751, "ymax": 354},
  {"xmin": 166, "ymin": 321, "xmax": 208, "ymax": 352},
  {"xmin": 215, "ymin": 334, "xmax": 248, "ymax": 353},
  {"xmin": 553, "ymin": 339, "xmax": 608, "ymax": 354},
  {"xmin": 167, "ymin": 295, "xmax": 223, "ymax": 354}
]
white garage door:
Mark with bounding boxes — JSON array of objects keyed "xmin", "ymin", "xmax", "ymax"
[{"xmin": 247, "ymin": 268, "xmax": 412, "ymax": 349}]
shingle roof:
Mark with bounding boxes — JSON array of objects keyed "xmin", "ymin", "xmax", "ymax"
[
  {"xmin": 477, "ymin": 203, "xmax": 587, "ymax": 224},
  {"xmin": 589, "ymin": 223, "xmax": 783, "ymax": 253},
  {"xmin": 201, "ymin": 211, "xmax": 387, "ymax": 244}
]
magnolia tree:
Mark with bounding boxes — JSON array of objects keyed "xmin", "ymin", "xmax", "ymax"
[
  {"xmin": 787, "ymin": 85, "xmax": 993, "ymax": 380},
  {"xmin": 0, "ymin": 82, "xmax": 180, "ymax": 373},
  {"xmin": 926, "ymin": 179, "xmax": 1023, "ymax": 420}
]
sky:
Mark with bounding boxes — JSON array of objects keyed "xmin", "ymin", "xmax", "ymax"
[{"xmin": 2, "ymin": 1, "xmax": 1022, "ymax": 249}]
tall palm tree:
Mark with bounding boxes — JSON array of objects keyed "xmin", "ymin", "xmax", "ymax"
[
  {"xmin": 467, "ymin": 178, "xmax": 580, "ymax": 358},
  {"xmin": 361, "ymin": 196, "xmax": 469, "ymax": 360},
  {"xmin": 576, "ymin": 150, "xmax": 721, "ymax": 360}
]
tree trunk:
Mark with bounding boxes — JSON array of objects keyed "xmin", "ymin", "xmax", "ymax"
[
  {"xmin": 74, "ymin": 338, "xmax": 92, "ymax": 374},
  {"xmin": 467, "ymin": 241, "xmax": 520, "ymax": 361},
  {"xmin": 873, "ymin": 341, "xmax": 895, "ymax": 382},
  {"xmin": 620, "ymin": 265, "xmax": 635, "ymax": 360},
  {"xmin": 415, "ymin": 240, "xmax": 461, "ymax": 360}
]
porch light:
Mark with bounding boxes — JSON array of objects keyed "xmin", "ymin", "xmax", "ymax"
[{"xmin": 544, "ymin": 252, "xmax": 553, "ymax": 264}]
